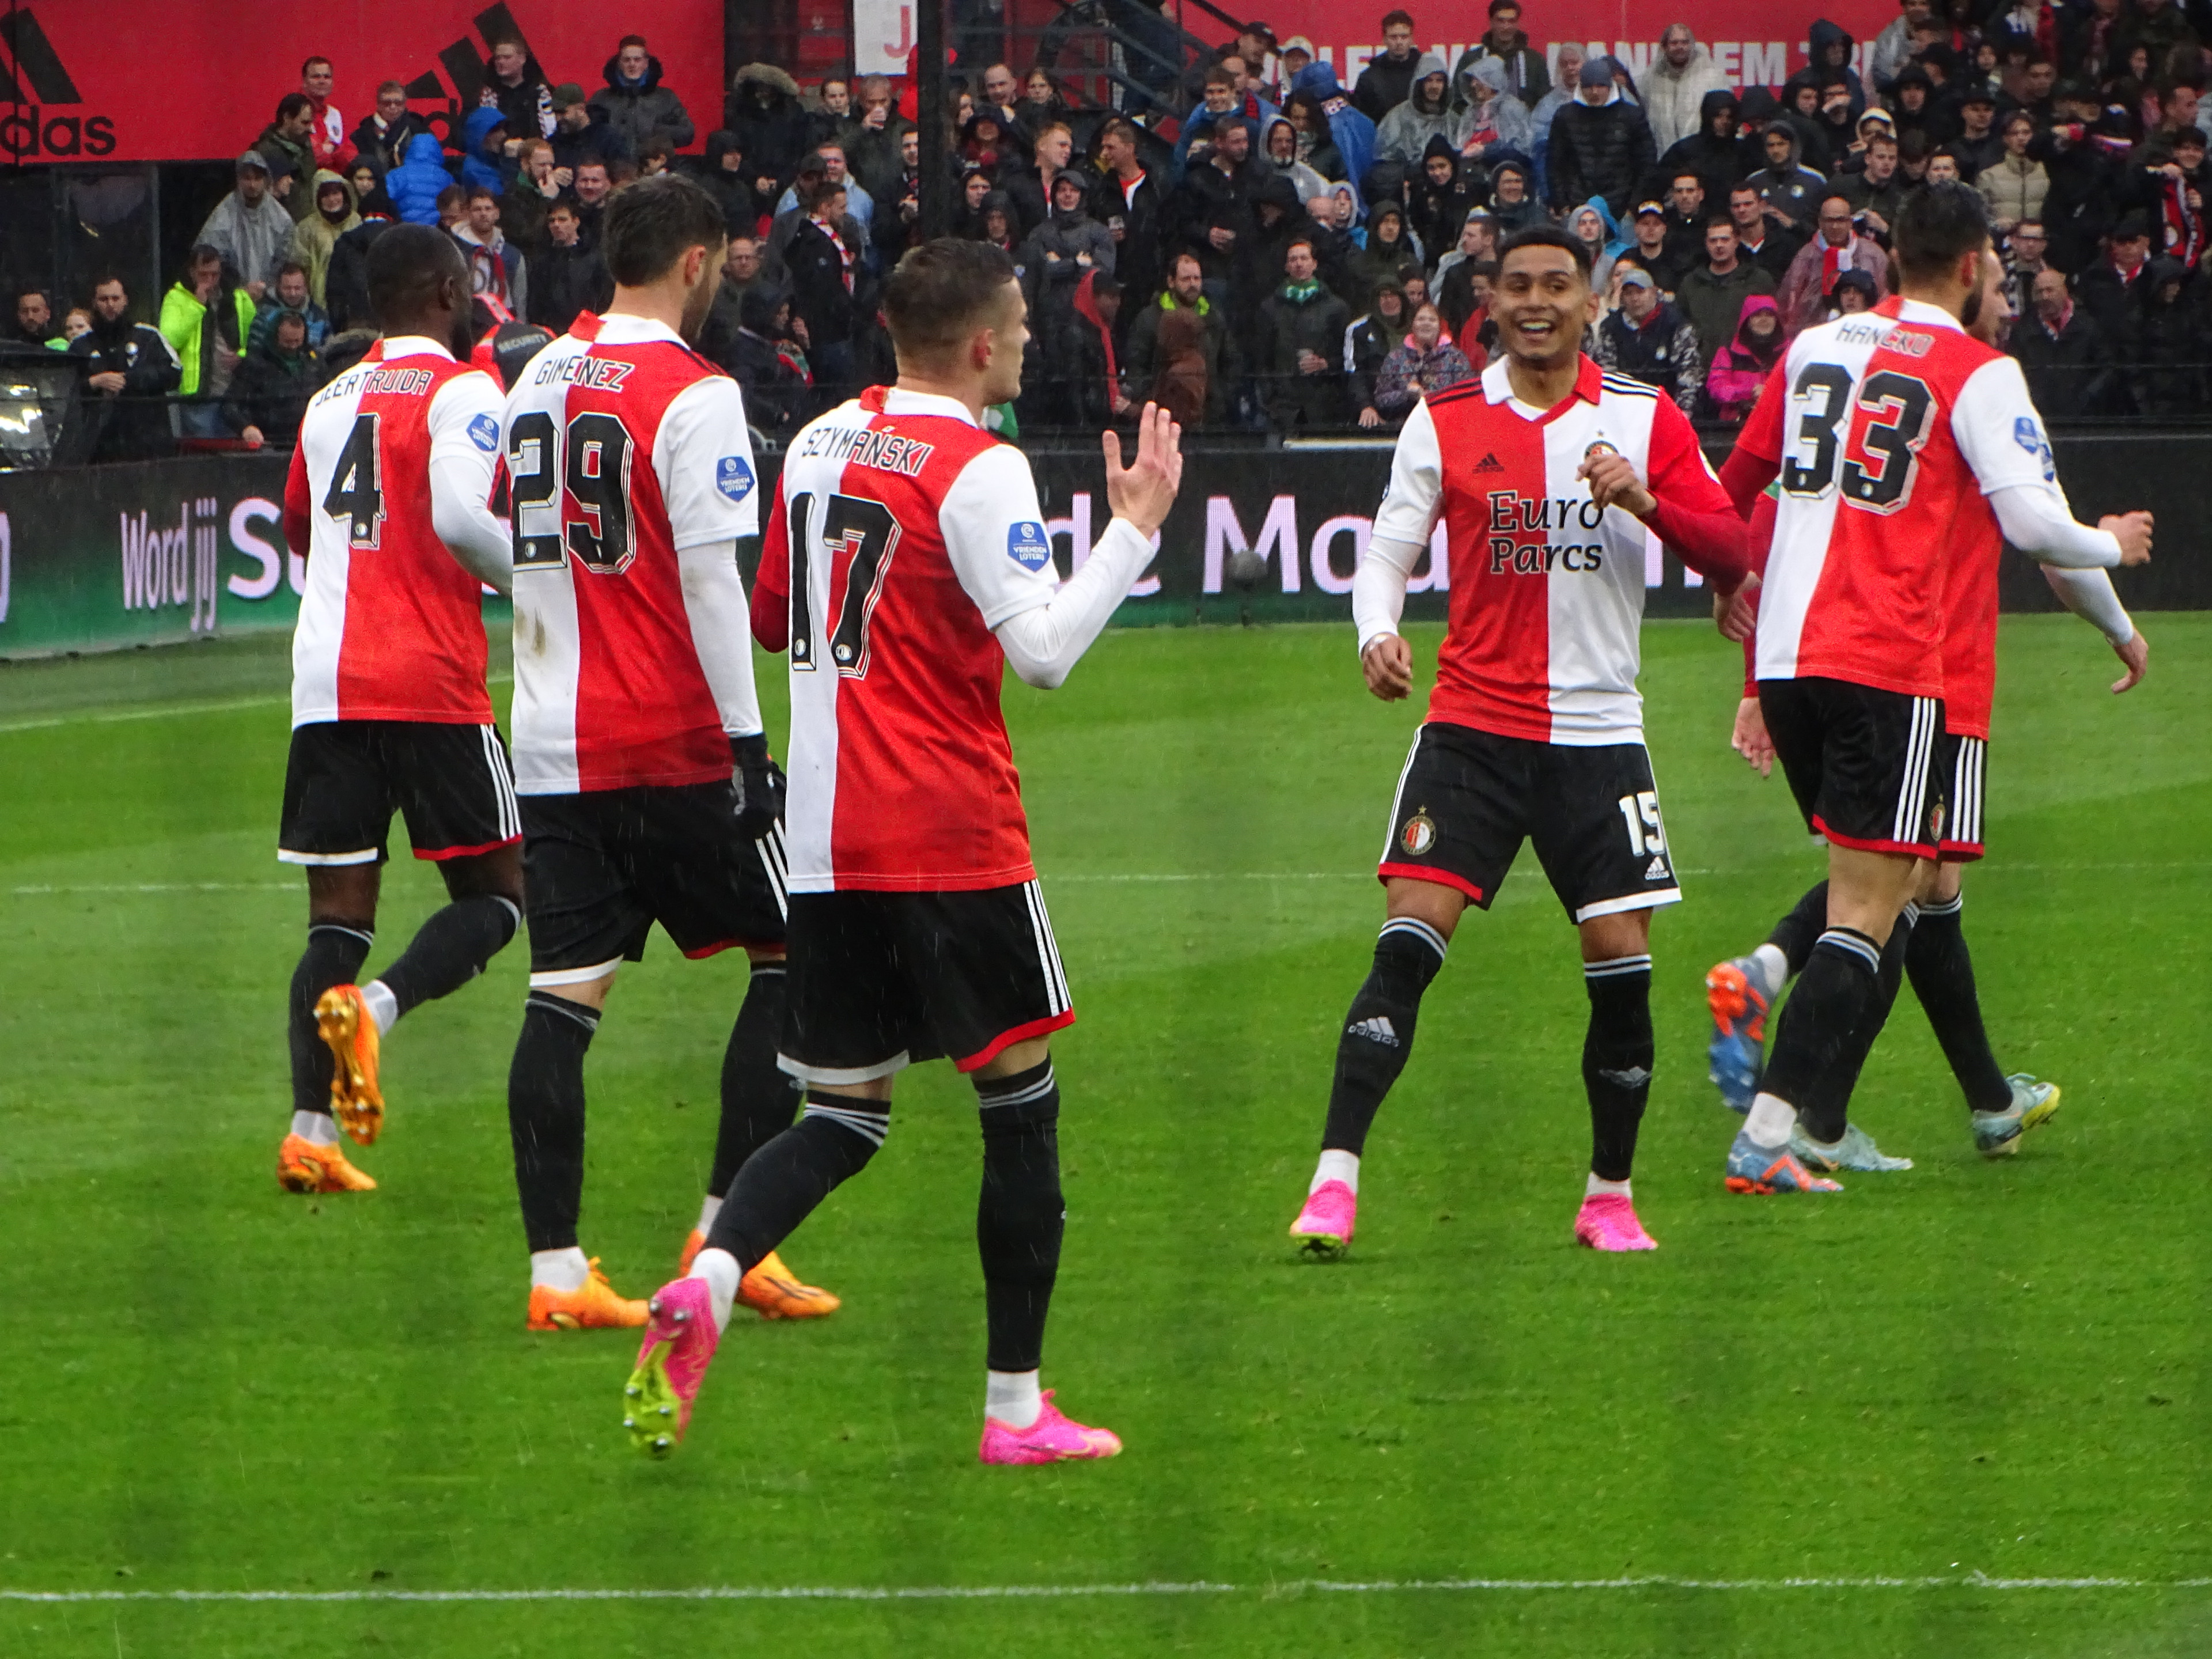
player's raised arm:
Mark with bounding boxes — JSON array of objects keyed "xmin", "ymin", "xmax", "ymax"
[{"xmin": 1351, "ymin": 396, "xmax": 1444, "ymax": 702}]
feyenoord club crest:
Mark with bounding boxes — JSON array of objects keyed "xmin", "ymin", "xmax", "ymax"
[
  {"xmin": 1583, "ymin": 438, "xmax": 1619, "ymax": 464},
  {"xmin": 1400, "ymin": 810, "xmax": 1437, "ymax": 855},
  {"xmin": 1929, "ymin": 798, "xmax": 1946, "ymax": 842}
]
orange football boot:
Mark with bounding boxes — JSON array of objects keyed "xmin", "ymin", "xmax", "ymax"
[
  {"xmin": 528, "ymin": 1257, "xmax": 650, "ymax": 1331},
  {"xmin": 276, "ymin": 1131, "xmax": 377, "ymax": 1193},
  {"xmin": 314, "ymin": 985, "xmax": 385, "ymax": 1145},
  {"xmin": 737, "ymin": 1249, "xmax": 841, "ymax": 1320}
]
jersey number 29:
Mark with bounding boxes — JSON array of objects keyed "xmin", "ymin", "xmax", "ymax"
[
  {"xmin": 1780, "ymin": 365, "xmax": 1937, "ymax": 516},
  {"xmin": 506, "ymin": 410, "xmax": 637, "ymax": 575},
  {"xmin": 787, "ymin": 491, "xmax": 901, "ymax": 679}
]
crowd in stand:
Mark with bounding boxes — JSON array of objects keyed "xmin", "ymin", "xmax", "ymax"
[{"xmin": 10, "ymin": 2, "xmax": 2212, "ymax": 460}]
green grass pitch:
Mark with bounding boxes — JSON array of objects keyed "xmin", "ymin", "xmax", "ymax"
[{"xmin": 1, "ymin": 615, "xmax": 2207, "ymax": 1657}]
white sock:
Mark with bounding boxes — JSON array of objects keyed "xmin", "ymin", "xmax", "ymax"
[
  {"xmin": 1744, "ymin": 1093, "xmax": 1797, "ymax": 1149},
  {"xmin": 529, "ymin": 1247, "xmax": 589, "ymax": 1293},
  {"xmin": 1310, "ymin": 1149, "xmax": 1360, "ymax": 1195},
  {"xmin": 986, "ymin": 1369, "xmax": 1044, "ymax": 1429},
  {"xmin": 360, "ymin": 980, "xmax": 399, "ymax": 1035},
  {"xmin": 1585, "ymin": 1173, "xmax": 1631, "ymax": 1198},
  {"xmin": 290, "ymin": 1110, "xmax": 339, "ymax": 1146},
  {"xmin": 695, "ymin": 1194, "xmax": 722, "ymax": 1234},
  {"xmin": 1750, "ymin": 944, "xmax": 1789, "ymax": 998},
  {"xmin": 687, "ymin": 1245, "xmax": 741, "ymax": 1334}
]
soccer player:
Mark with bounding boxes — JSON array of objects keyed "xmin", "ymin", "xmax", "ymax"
[
  {"xmin": 1709, "ymin": 183, "xmax": 2150, "ymax": 1195},
  {"xmin": 1705, "ymin": 248, "xmax": 2151, "ymax": 1170},
  {"xmin": 500, "ymin": 174, "xmax": 832, "ymax": 1333},
  {"xmin": 1285, "ymin": 225, "xmax": 1755, "ymax": 1260},
  {"xmin": 275, "ymin": 225, "xmax": 520, "ymax": 1196},
  {"xmin": 619, "ymin": 238, "xmax": 1182, "ymax": 1465}
]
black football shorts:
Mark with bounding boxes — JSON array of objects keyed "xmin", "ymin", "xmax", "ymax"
[
  {"xmin": 1758, "ymin": 677, "xmax": 1947, "ymax": 858},
  {"xmin": 279, "ymin": 719, "xmax": 520, "ymax": 866},
  {"xmin": 1933, "ymin": 728, "xmax": 1987, "ymax": 863},
  {"xmin": 519, "ymin": 781, "xmax": 787, "ymax": 984},
  {"xmin": 1377, "ymin": 721, "xmax": 1683, "ymax": 923},
  {"xmin": 779, "ymin": 881, "xmax": 1074, "ymax": 1085}
]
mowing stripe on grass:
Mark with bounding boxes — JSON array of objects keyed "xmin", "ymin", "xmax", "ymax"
[{"xmin": 6, "ymin": 1574, "xmax": 2211, "ymax": 1604}]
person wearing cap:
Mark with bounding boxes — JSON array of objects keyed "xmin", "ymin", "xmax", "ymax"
[
  {"xmin": 1592, "ymin": 264, "xmax": 1702, "ymax": 415},
  {"xmin": 1353, "ymin": 11, "xmax": 1423, "ymax": 123},
  {"xmin": 195, "ymin": 151, "xmax": 299, "ymax": 300},
  {"xmin": 1546, "ymin": 55, "xmax": 1655, "ymax": 217},
  {"xmin": 1452, "ymin": 0, "xmax": 1548, "ymax": 111},
  {"xmin": 2075, "ymin": 212, "xmax": 2156, "ymax": 353},
  {"xmin": 1952, "ymin": 85, "xmax": 2005, "ymax": 179},
  {"xmin": 1620, "ymin": 200, "xmax": 1690, "ymax": 292},
  {"xmin": 590, "ymin": 33, "xmax": 695, "ymax": 157},
  {"xmin": 549, "ymin": 82, "xmax": 631, "ymax": 178}
]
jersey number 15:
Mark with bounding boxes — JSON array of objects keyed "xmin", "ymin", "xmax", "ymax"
[{"xmin": 1780, "ymin": 364, "xmax": 1937, "ymax": 516}]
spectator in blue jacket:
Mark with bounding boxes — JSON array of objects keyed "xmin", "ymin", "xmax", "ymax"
[
  {"xmin": 460, "ymin": 107, "xmax": 509, "ymax": 195},
  {"xmin": 388, "ymin": 132, "xmax": 454, "ymax": 225}
]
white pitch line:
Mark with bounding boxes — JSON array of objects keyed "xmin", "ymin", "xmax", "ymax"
[
  {"xmin": 0, "ymin": 675, "xmax": 513, "ymax": 736},
  {"xmin": 3, "ymin": 1574, "xmax": 2206, "ymax": 1604}
]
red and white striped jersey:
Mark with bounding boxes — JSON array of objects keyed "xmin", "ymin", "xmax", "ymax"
[
  {"xmin": 502, "ymin": 313, "xmax": 762, "ymax": 796},
  {"xmin": 286, "ymin": 336, "xmax": 502, "ymax": 727},
  {"xmin": 1738, "ymin": 296, "xmax": 2053, "ymax": 700},
  {"xmin": 1370, "ymin": 355, "xmax": 1733, "ymax": 745},
  {"xmin": 756, "ymin": 386, "xmax": 1059, "ymax": 892}
]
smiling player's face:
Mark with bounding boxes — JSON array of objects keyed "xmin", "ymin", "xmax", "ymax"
[{"xmin": 1495, "ymin": 246, "xmax": 1593, "ymax": 370}]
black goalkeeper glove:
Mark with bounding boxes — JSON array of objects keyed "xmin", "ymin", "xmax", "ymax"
[{"xmin": 730, "ymin": 733, "xmax": 786, "ymax": 840}]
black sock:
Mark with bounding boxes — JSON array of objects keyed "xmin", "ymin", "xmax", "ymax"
[
  {"xmin": 1828, "ymin": 907, "xmax": 1915, "ymax": 1111},
  {"xmin": 1906, "ymin": 896, "xmax": 2013, "ymax": 1112},
  {"xmin": 507, "ymin": 992, "xmax": 598, "ymax": 1253},
  {"xmin": 1762, "ymin": 927, "xmax": 1883, "ymax": 1144},
  {"xmin": 704, "ymin": 1094, "xmax": 886, "ymax": 1273},
  {"xmin": 289, "ymin": 922, "xmax": 373, "ymax": 1118},
  {"xmin": 1767, "ymin": 881, "xmax": 1830, "ymax": 978},
  {"xmin": 708, "ymin": 964, "xmax": 805, "ymax": 1198},
  {"xmin": 1583, "ymin": 955, "xmax": 1654, "ymax": 1181},
  {"xmin": 377, "ymin": 894, "xmax": 519, "ymax": 1019},
  {"xmin": 975, "ymin": 1059, "xmax": 1063, "ymax": 1375},
  {"xmin": 1322, "ymin": 916, "xmax": 1448, "ymax": 1156}
]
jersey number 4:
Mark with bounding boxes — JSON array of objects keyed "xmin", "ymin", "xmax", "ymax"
[
  {"xmin": 787, "ymin": 491, "xmax": 900, "ymax": 679},
  {"xmin": 1780, "ymin": 365, "xmax": 1937, "ymax": 516},
  {"xmin": 506, "ymin": 410, "xmax": 637, "ymax": 575},
  {"xmin": 323, "ymin": 414, "xmax": 385, "ymax": 550}
]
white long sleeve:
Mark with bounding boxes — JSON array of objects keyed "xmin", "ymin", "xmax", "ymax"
[
  {"xmin": 1989, "ymin": 483, "xmax": 2122, "ymax": 569},
  {"xmin": 428, "ymin": 448, "xmax": 514, "ymax": 595},
  {"xmin": 2042, "ymin": 564, "xmax": 2135, "ymax": 644},
  {"xmin": 993, "ymin": 518, "xmax": 1156, "ymax": 689},
  {"xmin": 675, "ymin": 537, "xmax": 763, "ymax": 737},
  {"xmin": 1351, "ymin": 533, "xmax": 1424, "ymax": 656}
]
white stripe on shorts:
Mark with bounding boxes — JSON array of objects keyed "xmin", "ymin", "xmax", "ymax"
[
  {"xmin": 1023, "ymin": 880, "xmax": 1071, "ymax": 1015},
  {"xmin": 1892, "ymin": 696, "xmax": 1939, "ymax": 847}
]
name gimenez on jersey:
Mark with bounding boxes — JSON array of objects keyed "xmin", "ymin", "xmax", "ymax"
[
  {"xmin": 532, "ymin": 353, "xmax": 635, "ymax": 391},
  {"xmin": 793, "ymin": 420, "xmax": 936, "ymax": 478}
]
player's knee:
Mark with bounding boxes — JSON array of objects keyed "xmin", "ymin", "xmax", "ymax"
[{"xmin": 798, "ymin": 1095, "xmax": 890, "ymax": 1175}]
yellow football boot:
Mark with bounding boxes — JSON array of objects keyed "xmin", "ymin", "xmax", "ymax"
[
  {"xmin": 737, "ymin": 1249, "xmax": 840, "ymax": 1320},
  {"xmin": 314, "ymin": 985, "xmax": 384, "ymax": 1145},
  {"xmin": 276, "ymin": 1131, "xmax": 377, "ymax": 1194},
  {"xmin": 528, "ymin": 1257, "xmax": 650, "ymax": 1331}
]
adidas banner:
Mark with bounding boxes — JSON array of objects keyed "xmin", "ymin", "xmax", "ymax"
[{"xmin": 0, "ymin": 2, "xmax": 721, "ymax": 163}]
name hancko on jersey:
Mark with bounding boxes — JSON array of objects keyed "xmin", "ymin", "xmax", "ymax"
[{"xmin": 794, "ymin": 422, "xmax": 935, "ymax": 478}]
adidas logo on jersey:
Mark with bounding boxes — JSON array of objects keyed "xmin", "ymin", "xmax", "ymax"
[
  {"xmin": 1347, "ymin": 1016, "xmax": 1400, "ymax": 1047},
  {"xmin": 1646, "ymin": 855, "xmax": 1670, "ymax": 880},
  {"xmin": 1474, "ymin": 452, "xmax": 1505, "ymax": 474}
]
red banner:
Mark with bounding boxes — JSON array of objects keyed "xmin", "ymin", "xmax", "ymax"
[
  {"xmin": 1219, "ymin": 2, "xmax": 1896, "ymax": 94},
  {"xmin": 0, "ymin": 1, "xmax": 724, "ymax": 164}
]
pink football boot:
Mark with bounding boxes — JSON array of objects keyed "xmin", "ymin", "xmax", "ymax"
[
  {"xmin": 1572, "ymin": 1192, "xmax": 1658, "ymax": 1252},
  {"xmin": 623, "ymin": 1277, "xmax": 721, "ymax": 1459},
  {"xmin": 978, "ymin": 1391, "xmax": 1123, "ymax": 1465},
  {"xmin": 1289, "ymin": 1179, "xmax": 1357, "ymax": 1260}
]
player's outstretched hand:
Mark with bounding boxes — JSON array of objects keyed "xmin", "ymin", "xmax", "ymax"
[
  {"xmin": 2110, "ymin": 628, "xmax": 2149, "ymax": 694},
  {"xmin": 1731, "ymin": 696, "xmax": 1774, "ymax": 777},
  {"xmin": 1361, "ymin": 634, "xmax": 1414, "ymax": 702},
  {"xmin": 1103, "ymin": 403, "xmax": 1184, "ymax": 540},
  {"xmin": 1578, "ymin": 448, "xmax": 1656, "ymax": 519},
  {"xmin": 2101, "ymin": 510, "xmax": 2153, "ymax": 566}
]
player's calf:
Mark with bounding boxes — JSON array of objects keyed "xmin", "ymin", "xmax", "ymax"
[
  {"xmin": 1574, "ymin": 953, "xmax": 1658, "ymax": 1251},
  {"xmin": 1292, "ymin": 916, "xmax": 1448, "ymax": 1257},
  {"xmin": 280, "ymin": 921, "xmax": 374, "ymax": 1183}
]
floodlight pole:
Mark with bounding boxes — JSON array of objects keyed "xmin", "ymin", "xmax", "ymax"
[{"xmin": 916, "ymin": 0, "xmax": 953, "ymax": 241}]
